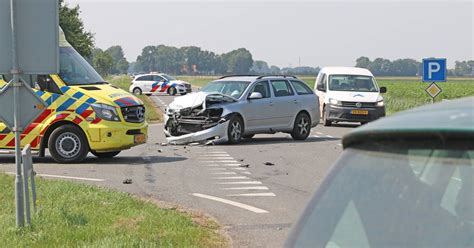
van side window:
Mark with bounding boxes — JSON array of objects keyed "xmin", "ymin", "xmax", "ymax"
[
  {"xmin": 36, "ymin": 75, "xmax": 62, "ymax": 94},
  {"xmin": 316, "ymin": 74, "xmax": 326, "ymax": 91}
]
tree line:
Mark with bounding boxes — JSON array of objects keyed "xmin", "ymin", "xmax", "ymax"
[
  {"xmin": 60, "ymin": 1, "xmax": 473, "ymax": 78},
  {"xmin": 356, "ymin": 57, "xmax": 474, "ymax": 77}
]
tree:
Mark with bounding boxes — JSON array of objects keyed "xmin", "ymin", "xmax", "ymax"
[
  {"xmin": 105, "ymin": 46, "xmax": 129, "ymax": 74},
  {"xmin": 223, "ymin": 48, "xmax": 253, "ymax": 74},
  {"xmin": 454, "ymin": 61, "xmax": 473, "ymax": 77},
  {"xmin": 251, "ymin": 61, "xmax": 270, "ymax": 74},
  {"xmin": 92, "ymin": 49, "xmax": 113, "ymax": 76},
  {"xmin": 59, "ymin": 0, "xmax": 94, "ymax": 58},
  {"xmin": 356, "ymin": 57, "xmax": 371, "ymax": 68}
]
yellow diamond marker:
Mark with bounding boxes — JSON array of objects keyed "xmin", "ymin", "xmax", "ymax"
[{"xmin": 425, "ymin": 83, "xmax": 442, "ymax": 98}]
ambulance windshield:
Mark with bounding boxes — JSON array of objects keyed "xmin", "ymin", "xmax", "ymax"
[{"xmin": 59, "ymin": 47, "xmax": 105, "ymax": 85}]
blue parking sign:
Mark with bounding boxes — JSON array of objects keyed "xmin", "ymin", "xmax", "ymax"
[{"xmin": 423, "ymin": 58, "xmax": 447, "ymax": 82}]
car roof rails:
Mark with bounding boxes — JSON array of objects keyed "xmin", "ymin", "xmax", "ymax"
[
  {"xmin": 256, "ymin": 75, "xmax": 298, "ymax": 80},
  {"xmin": 219, "ymin": 74, "xmax": 259, "ymax": 79}
]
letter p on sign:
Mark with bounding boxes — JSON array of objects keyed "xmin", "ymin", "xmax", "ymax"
[{"xmin": 423, "ymin": 58, "xmax": 447, "ymax": 82}]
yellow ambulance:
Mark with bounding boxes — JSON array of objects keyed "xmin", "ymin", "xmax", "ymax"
[{"xmin": 0, "ymin": 30, "xmax": 148, "ymax": 163}]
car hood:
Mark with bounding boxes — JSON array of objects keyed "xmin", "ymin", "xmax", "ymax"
[
  {"xmin": 168, "ymin": 92, "xmax": 237, "ymax": 110},
  {"xmin": 328, "ymin": 91, "xmax": 381, "ymax": 102},
  {"xmin": 69, "ymin": 84, "xmax": 143, "ymax": 107}
]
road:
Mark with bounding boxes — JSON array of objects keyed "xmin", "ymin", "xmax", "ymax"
[{"xmin": 0, "ymin": 92, "xmax": 358, "ymax": 248}]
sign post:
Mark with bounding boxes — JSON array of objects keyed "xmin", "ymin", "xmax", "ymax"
[
  {"xmin": 0, "ymin": 0, "xmax": 59, "ymax": 227},
  {"xmin": 422, "ymin": 58, "xmax": 447, "ymax": 103}
]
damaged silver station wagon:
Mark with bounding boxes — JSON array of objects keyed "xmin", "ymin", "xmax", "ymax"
[{"xmin": 164, "ymin": 75, "xmax": 320, "ymax": 144}]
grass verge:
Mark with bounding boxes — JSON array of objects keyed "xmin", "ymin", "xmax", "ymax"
[
  {"xmin": 107, "ymin": 75, "xmax": 163, "ymax": 123},
  {"xmin": 0, "ymin": 174, "xmax": 227, "ymax": 247}
]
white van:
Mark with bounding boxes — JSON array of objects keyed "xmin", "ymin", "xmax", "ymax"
[{"xmin": 314, "ymin": 67, "xmax": 387, "ymax": 126}]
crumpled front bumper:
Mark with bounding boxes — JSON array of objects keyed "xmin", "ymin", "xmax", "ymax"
[{"xmin": 163, "ymin": 114, "xmax": 229, "ymax": 145}]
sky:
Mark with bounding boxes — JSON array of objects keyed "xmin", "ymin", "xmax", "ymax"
[{"xmin": 65, "ymin": 0, "xmax": 473, "ymax": 68}]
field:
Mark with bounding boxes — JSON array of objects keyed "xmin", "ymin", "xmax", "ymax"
[
  {"xmin": 177, "ymin": 76, "xmax": 474, "ymax": 115},
  {"xmin": 0, "ymin": 174, "xmax": 226, "ymax": 247}
]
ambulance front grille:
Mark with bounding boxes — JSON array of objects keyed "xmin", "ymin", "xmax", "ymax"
[{"xmin": 121, "ymin": 105, "xmax": 145, "ymax": 123}]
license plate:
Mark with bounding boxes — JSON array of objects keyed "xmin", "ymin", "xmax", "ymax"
[
  {"xmin": 351, "ymin": 110, "xmax": 369, "ymax": 115},
  {"xmin": 134, "ymin": 134, "xmax": 146, "ymax": 144}
]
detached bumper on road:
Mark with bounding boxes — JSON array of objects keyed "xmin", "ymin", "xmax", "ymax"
[
  {"xmin": 326, "ymin": 105, "xmax": 385, "ymax": 123},
  {"xmin": 163, "ymin": 114, "xmax": 229, "ymax": 145}
]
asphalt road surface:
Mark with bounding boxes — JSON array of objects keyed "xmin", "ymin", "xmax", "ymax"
[{"xmin": 0, "ymin": 92, "xmax": 359, "ymax": 247}]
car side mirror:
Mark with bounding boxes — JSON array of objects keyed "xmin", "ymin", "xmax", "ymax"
[
  {"xmin": 248, "ymin": 92, "xmax": 263, "ymax": 100},
  {"xmin": 380, "ymin": 87, "xmax": 387, "ymax": 94}
]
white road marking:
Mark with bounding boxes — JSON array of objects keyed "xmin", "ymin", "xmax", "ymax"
[
  {"xmin": 192, "ymin": 193, "xmax": 268, "ymax": 214},
  {"xmin": 199, "ymin": 160, "xmax": 238, "ymax": 163},
  {"xmin": 199, "ymin": 154, "xmax": 232, "ymax": 157},
  {"xmin": 222, "ymin": 164, "xmax": 241, "ymax": 167},
  {"xmin": 230, "ymin": 168, "xmax": 248, "ymax": 171},
  {"xmin": 240, "ymin": 171, "xmax": 252, "ymax": 175},
  {"xmin": 223, "ymin": 186, "xmax": 269, "ymax": 190},
  {"xmin": 208, "ymin": 168, "xmax": 227, "ymax": 171},
  {"xmin": 315, "ymin": 132, "xmax": 323, "ymax": 135},
  {"xmin": 5, "ymin": 172, "xmax": 105, "ymax": 182},
  {"xmin": 202, "ymin": 164, "xmax": 221, "ymax": 167},
  {"xmin": 196, "ymin": 151, "xmax": 228, "ymax": 154},
  {"xmin": 228, "ymin": 193, "xmax": 276, "ymax": 197},
  {"xmin": 197, "ymin": 157, "xmax": 233, "ymax": 160},
  {"xmin": 212, "ymin": 172, "xmax": 237, "ymax": 175},
  {"xmin": 214, "ymin": 176, "xmax": 249, "ymax": 180},
  {"xmin": 218, "ymin": 181, "xmax": 262, "ymax": 185}
]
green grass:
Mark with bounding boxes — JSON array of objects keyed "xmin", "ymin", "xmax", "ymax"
[
  {"xmin": 0, "ymin": 174, "xmax": 226, "ymax": 247},
  {"xmin": 107, "ymin": 75, "xmax": 162, "ymax": 123}
]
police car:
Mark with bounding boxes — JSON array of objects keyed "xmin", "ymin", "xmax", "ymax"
[{"xmin": 129, "ymin": 73, "xmax": 192, "ymax": 96}]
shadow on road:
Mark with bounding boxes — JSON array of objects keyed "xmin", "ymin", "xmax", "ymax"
[
  {"xmin": 221, "ymin": 136, "xmax": 341, "ymax": 146},
  {"xmin": 0, "ymin": 155, "xmax": 187, "ymax": 165}
]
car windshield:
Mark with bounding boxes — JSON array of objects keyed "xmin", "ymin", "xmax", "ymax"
[
  {"xmin": 162, "ymin": 74, "xmax": 177, "ymax": 81},
  {"xmin": 201, "ymin": 81, "xmax": 250, "ymax": 99},
  {"xmin": 290, "ymin": 141, "xmax": 474, "ymax": 248},
  {"xmin": 59, "ymin": 47, "xmax": 105, "ymax": 85},
  {"xmin": 329, "ymin": 75, "xmax": 378, "ymax": 92}
]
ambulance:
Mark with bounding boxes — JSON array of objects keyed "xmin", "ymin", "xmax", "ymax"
[{"xmin": 0, "ymin": 29, "xmax": 148, "ymax": 163}]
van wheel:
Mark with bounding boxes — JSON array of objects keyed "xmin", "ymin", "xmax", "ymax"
[
  {"xmin": 227, "ymin": 115, "xmax": 243, "ymax": 144},
  {"xmin": 291, "ymin": 112, "xmax": 311, "ymax": 140},
  {"xmin": 48, "ymin": 125, "xmax": 89, "ymax": 163},
  {"xmin": 133, "ymin": 87, "xmax": 142, "ymax": 95},
  {"xmin": 91, "ymin": 150, "xmax": 121, "ymax": 158},
  {"xmin": 168, "ymin": 87, "xmax": 177, "ymax": 96},
  {"xmin": 323, "ymin": 106, "xmax": 332, "ymax": 126}
]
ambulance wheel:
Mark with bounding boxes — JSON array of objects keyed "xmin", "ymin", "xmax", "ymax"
[
  {"xmin": 48, "ymin": 125, "xmax": 89, "ymax": 163},
  {"xmin": 168, "ymin": 87, "xmax": 177, "ymax": 96},
  {"xmin": 91, "ymin": 150, "xmax": 121, "ymax": 158},
  {"xmin": 133, "ymin": 87, "xmax": 142, "ymax": 95}
]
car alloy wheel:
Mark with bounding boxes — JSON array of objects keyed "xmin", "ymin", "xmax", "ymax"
[
  {"xmin": 298, "ymin": 117, "xmax": 309, "ymax": 136},
  {"xmin": 230, "ymin": 121, "xmax": 242, "ymax": 141},
  {"xmin": 133, "ymin": 88, "xmax": 142, "ymax": 95}
]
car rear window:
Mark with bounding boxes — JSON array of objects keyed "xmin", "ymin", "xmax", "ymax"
[{"xmin": 290, "ymin": 80, "xmax": 313, "ymax": 95}]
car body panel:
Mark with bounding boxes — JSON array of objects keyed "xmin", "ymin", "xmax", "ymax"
[
  {"xmin": 130, "ymin": 73, "xmax": 191, "ymax": 95},
  {"xmin": 164, "ymin": 76, "xmax": 320, "ymax": 144}
]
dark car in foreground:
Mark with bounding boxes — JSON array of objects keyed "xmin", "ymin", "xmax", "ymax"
[{"xmin": 286, "ymin": 97, "xmax": 474, "ymax": 248}]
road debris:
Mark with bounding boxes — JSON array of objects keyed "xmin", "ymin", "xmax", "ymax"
[
  {"xmin": 158, "ymin": 149, "xmax": 163, "ymax": 153},
  {"xmin": 123, "ymin": 178, "xmax": 133, "ymax": 184},
  {"xmin": 159, "ymin": 143, "xmax": 168, "ymax": 146},
  {"xmin": 239, "ymin": 164, "xmax": 250, "ymax": 168},
  {"xmin": 264, "ymin": 162, "xmax": 275, "ymax": 166}
]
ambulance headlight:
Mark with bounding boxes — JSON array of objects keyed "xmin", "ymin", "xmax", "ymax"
[{"xmin": 92, "ymin": 103, "xmax": 120, "ymax": 122}]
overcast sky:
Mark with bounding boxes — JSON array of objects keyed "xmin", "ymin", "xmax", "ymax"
[{"xmin": 66, "ymin": 0, "xmax": 472, "ymax": 68}]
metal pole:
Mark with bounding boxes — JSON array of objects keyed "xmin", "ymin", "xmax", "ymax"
[
  {"xmin": 22, "ymin": 145, "xmax": 31, "ymax": 225},
  {"xmin": 10, "ymin": 0, "xmax": 24, "ymax": 227}
]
